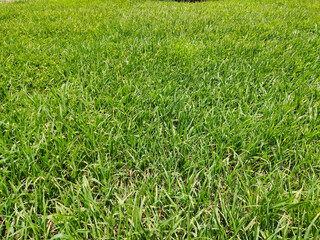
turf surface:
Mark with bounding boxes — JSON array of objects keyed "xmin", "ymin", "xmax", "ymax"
[{"xmin": 1, "ymin": 0, "xmax": 320, "ymax": 238}]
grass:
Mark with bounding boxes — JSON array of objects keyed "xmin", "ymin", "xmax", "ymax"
[{"xmin": 0, "ymin": 0, "xmax": 320, "ymax": 238}]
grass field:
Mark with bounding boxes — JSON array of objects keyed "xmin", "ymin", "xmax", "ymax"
[{"xmin": 1, "ymin": 0, "xmax": 320, "ymax": 238}]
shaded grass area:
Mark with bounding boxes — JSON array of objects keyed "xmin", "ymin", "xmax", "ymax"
[{"xmin": 1, "ymin": 0, "xmax": 320, "ymax": 238}]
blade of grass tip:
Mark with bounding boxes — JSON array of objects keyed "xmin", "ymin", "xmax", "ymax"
[
  {"xmin": 304, "ymin": 212, "xmax": 320, "ymax": 239},
  {"xmin": 50, "ymin": 233, "xmax": 74, "ymax": 240}
]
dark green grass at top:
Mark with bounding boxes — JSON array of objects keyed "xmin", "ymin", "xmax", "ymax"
[{"xmin": 0, "ymin": 0, "xmax": 320, "ymax": 239}]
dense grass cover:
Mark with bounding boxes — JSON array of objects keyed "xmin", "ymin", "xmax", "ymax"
[{"xmin": 1, "ymin": 0, "xmax": 320, "ymax": 238}]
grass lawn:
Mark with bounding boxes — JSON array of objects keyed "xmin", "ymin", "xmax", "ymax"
[{"xmin": 1, "ymin": 0, "xmax": 320, "ymax": 238}]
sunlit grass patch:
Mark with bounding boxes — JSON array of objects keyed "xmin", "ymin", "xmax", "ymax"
[{"xmin": 1, "ymin": 0, "xmax": 320, "ymax": 238}]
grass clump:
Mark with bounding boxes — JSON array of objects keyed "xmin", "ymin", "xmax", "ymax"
[{"xmin": 1, "ymin": 0, "xmax": 320, "ymax": 239}]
